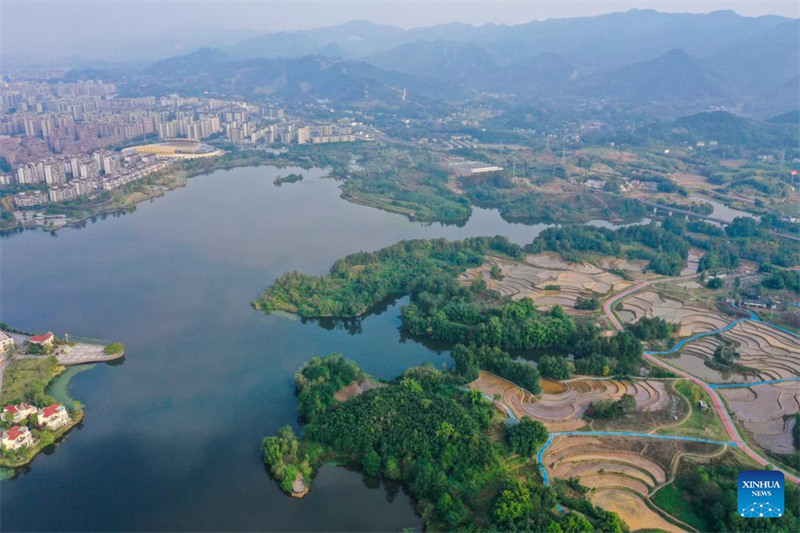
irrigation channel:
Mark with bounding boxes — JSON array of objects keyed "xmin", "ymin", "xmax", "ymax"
[{"xmin": 603, "ymin": 278, "xmax": 800, "ymax": 485}]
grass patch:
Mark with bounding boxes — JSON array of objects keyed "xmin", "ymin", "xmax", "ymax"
[
  {"xmin": 651, "ymin": 483, "xmax": 708, "ymax": 531},
  {"xmin": 658, "ymin": 378, "xmax": 727, "ymax": 441},
  {"xmin": 0, "ymin": 357, "xmax": 62, "ymax": 406}
]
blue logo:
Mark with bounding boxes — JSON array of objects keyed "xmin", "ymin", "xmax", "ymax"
[{"xmin": 737, "ymin": 471, "xmax": 784, "ymax": 518}]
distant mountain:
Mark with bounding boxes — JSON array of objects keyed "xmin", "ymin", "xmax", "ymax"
[
  {"xmin": 768, "ymin": 110, "xmax": 800, "ymax": 124},
  {"xmin": 672, "ymin": 110, "xmax": 799, "ymax": 147},
  {"xmin": 484, "ymin": 53, "xmax": 577, "ymax": 95},
  {"xmin": 707, "ymin": 20, "xmax": 800, "ymax": 95},
  {"xmin": 366, "ymin": 40, "xmax": 498, "ymax": 82},
  {"xmin": 96, "ymin": 10, "xmax": 799, "ymax": 115},
  {"xmin": 227, "ymin": 20, "xmax": 404, "ymax": 59},
  {"xmin": 126, "ymin": 49, "xmax": 451, "ymax": 105},
  {"xmin": 570, "ymin": 49, "xmax": 731, "ymax": 106}
]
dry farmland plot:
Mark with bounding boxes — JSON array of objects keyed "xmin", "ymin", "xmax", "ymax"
[
  {"xmin": 468, "ymin": 371, "xmax": 675, "ymax": 432},
  {"xmin": 721, "ymin": 382, "xmax": 800, "ymax": 455},
  {"xmin": 547, "ymin": 436, "xmax": 722, "ymax": 533},
  {"xmin": 590, "ymin": 489, "xmax": 685, "ymax": 533},
  {"xmin": 619, "ymin": 290, "xmax": 731, "ymax": 337},
  {"xmin": 460, "ymin": 252, "xmax": 636, "ymax": 312}
]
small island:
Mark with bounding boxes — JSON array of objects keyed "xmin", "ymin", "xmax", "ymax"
[
  {"xmin": 273, "ymin": 173, "xmax": 304, "ymax": 186},
  {"xmin": 0, "ymin": 327, "xmax": 124, "ymax": 470}
]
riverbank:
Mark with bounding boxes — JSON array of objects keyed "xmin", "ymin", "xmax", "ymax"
[
  {"xmin": 0, "ymin": 410, "xmax": 84, "ymax": 469},
  {"xmin": 0, "ymin": 150, "xmax": 299, "ymax": 235}
]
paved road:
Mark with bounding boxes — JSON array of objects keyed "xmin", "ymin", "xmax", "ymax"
[{"xmin": 602, "ymin": 278, "xmax": 800, "ymax": 484}]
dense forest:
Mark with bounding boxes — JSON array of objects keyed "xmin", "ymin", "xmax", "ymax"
[{"xmin": 262, "ymin": 354, "xmax": 627, "ymax": 531}]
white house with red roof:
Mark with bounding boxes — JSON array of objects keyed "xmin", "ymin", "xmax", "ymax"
[
  {"xmin": 1, "ymin": 425, "xmax": 33, "ymax": 450},
  {"xmin": 29, "ymin": 332, "xmax": 54, "ymax": 347},
  {"xmin": 37, "ymin": 403, "xmax": 69, "ymax": 431},
  {"xmin": 2, "ymin": 402, "xmax": 36, "ymax": 423}
]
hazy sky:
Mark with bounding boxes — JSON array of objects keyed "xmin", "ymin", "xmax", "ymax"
[{"xmin": 2, "ymin": 1, "xmax": 798, "ymax": 60}]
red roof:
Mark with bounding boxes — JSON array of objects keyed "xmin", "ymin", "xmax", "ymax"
[
  {"xmin": 42, "ymin": 404, "xmax": 63, "ymax": 418},
  {"xmin": 42, "ymin": 403, "xmax": 61, "ymax": 418},
  {"xmin": 4, "ymin": 404, "xmax": 18, "ymax": 414},
  {"xmin": 30, "ymin": 332, "xmax": 54, "ymax": 343},
  {"xmin": 5, "ymin": 425, "xmax": 27, "ymax": 440}
]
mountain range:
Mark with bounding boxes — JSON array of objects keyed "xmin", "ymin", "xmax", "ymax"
[{"xmin": 79, "ymin": 10, "xmax": 798, "ymax": 116}]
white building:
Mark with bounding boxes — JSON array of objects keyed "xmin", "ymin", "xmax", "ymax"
[{"xmin": 1, "ymin": 426, "xmax": 33, "ymax": 450}]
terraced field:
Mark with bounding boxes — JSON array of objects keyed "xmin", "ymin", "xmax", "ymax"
[
  {"xmin": 459, "ymin": 252, "xmax": 636, "ymax": 312},
  {"xmin": 724, "ymin": 321, "xmax": 800, "ymax": 381},
  {"xmin": 619, "ymin": 290, "xmax": 730, "ymax": 336},
  {"xmin": 655, "ymin": 319, "xmax": 799, "ymax": 384},
  {"xmin": 720, "ymin": 382, "xmax": 800, "ymax": 454},
  {"xmin": 545, "ymin": 435, "xmax": 722, "ymax": 533},
  {"xmin": 468, "ymin": 371, "xmax": 672, "ymax": 431}
]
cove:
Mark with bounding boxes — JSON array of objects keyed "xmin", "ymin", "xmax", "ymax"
[{"xmin": 0, "ymin": 165, "xmax": 631, "ymax": 531}]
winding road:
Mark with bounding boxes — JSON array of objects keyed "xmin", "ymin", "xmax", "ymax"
[{"xmin": 602, "ymin": 278, "xmax": 800, "ymax": 484}]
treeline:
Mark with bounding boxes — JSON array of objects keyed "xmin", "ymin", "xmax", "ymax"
[
  {"xmin": 627, "ymin": 316, "xmax": 675, "ymax": 340},
  {"xmin": 676, "ymin": 464, "xmax": 800, "ymax": 532},
  {"xmin": 452, "ymin": 344, "xmax": 541, "ymax": 394},
  {"xmin": 761, "ymin": 267, "xmax": 800, "ymax": 293},
  {"xmin": 526, "ymin": 221, "xmax": 690, "ymax": 275},
  {"xmin": 529, "ymin": 217, "xmax": 800, "ymax": 275},
  {"xmin": 255, "ymin": 237, "xmax": 523, "ymax": 317},
  {"xmin": 263, "ymin": 355, "xmax": 624, "ymax": 531},
  {"xmin": 402, "ymin": 294, "xmax": 577, "ymax": 352}
]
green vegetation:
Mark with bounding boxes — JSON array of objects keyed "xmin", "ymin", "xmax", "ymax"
[
  {"xmin": 263, "ymin": 354, "xmax": 624, "ymax": 531},
  {"xmin": 103, "ymin": 342, "xmax": 124, "ymax": 355},
  {"xmin": 256, "ymin": 237, "xmax": 522, "ymax": 317},
  {"xmin": 527, "ymin": 222, "xmax": 691, "ymax": 275},
  {"xmin": 537, "ymin": 355, "xmax": 573, "ymax": 380},
  {"xmin": 627, "ymin": 316, "xmax": 675, "ymax": 341},
  {"xmin": 451, "ymin": 344, "xmax": 541, "ymax": 394},
  {"xmin": 258, "ymin": 237, "xmax": 646, "ymax": 376},
  {"xmin": 704, "ymin": 341, "xmax": 756, "ymax": 375},
  {"xmin": 273, "ymin": 173, "xmax": 304, "ymax": 186},
  {"xmin": 651, "ymin": 483, "xmax": 709, "ymax": 531},
  {"xmin": 661, "ymin": 379, "xmax": 727, "ymax": 440},
  {"xmin": 668, "ymin": 463, "xmax": 800, "ymax": 532},
  {"xmin": 261, "ymin": 426, "xmax": 320, "ymax": 493},
  {"xmin": 588, "ymin": 394, "xmax": 636, "ymax": 419},
  {"xmin": 0, "ymin": 409, "xmax": 83, "ymax": 468},
  {"xmin": 575, "ymin": 296, "xmax": 601, "ymax": 310},
  {"xmin": 0, "ymin": 357, "xmax": 61, "ymax": 406},
  {"xmin": 505, "ymin": 419, "xmax": 549, "ymax": 456},
  {"xmin": 762, "ymin": 268, "xmax": 800, "ymax": 293}
]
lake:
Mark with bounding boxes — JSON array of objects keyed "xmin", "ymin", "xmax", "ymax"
[{"xmin": 0, "ymin": 165, "xmax": 614, "ymax": 531}]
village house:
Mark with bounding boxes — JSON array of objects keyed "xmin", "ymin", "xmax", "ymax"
[
  {"xmin": 1, "ymin": 425, "xmax": 34, "ymax": 451},
  {"xmin": 37, "ymin": 404, "xmax": 70, "ymax": 431},
  {"xmin": 2, "ymin": 402, "xmax": 37, "ymax": 423},
  {"xmin": 29, "ymin": 332, "xmax": 55, "ymax": 348}
]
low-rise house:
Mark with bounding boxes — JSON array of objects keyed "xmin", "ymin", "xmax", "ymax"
[
  {"xmin": 29, "ymin": 332, "xmax": 54, "ymax": 348},
  {"xmin": 37, "ymin": 404, "xmax": 69, "ymax": 431},
  {"xmin": 1, "ymin": 425, "xmax": 33, "ymax": 451},
  {"xmin": 2, "ymin": 402, "xmax": 36, "ymax": 423},
  {"xmin": 0, "ymin": 330, "xmax": 14, "ymax": 352}
]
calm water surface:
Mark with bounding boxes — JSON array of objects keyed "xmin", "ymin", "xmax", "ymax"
[{"xmin": 0, "ymin": 166, "xmax": 561, "ymax": 532}]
